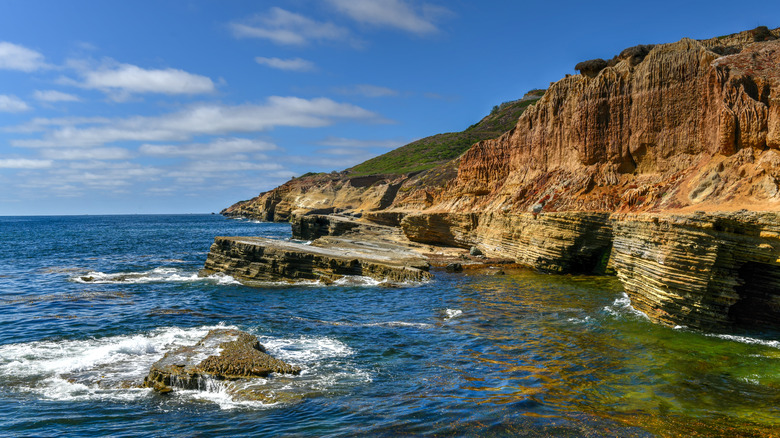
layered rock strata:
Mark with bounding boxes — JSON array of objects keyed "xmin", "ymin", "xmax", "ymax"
[
  {"xmin": 144, "ymin": 329, "xmax": 300, "ymax": 394},
  {"xmin": 200, "ymin": 236, "xmax": 432, "ymax": 284},
  {"xmin": 398, "ymin": 210, "xmax": 780, "ymax": 331},
  {"xmin": 220, "ymin": 28, "xmax": 780, "ymax": 332},
  {"xmin": 611, "ymin": 211, "xmax": 780, "ymax": 331}
]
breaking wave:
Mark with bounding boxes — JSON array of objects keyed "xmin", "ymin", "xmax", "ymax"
[
  {"xmin": 70, "ymin": 267, "xmax": 240, "ymax": 285},
  {"xmin": 602, "ymin": 292, "xmax": 649, "ymax": 320},
  {"xmin": 0, "ymin": 324, "xmax": 369, "ymax": 410}
]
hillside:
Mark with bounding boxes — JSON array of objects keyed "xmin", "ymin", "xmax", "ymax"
[{"xmin": 347, "ymin": 90, "xmax": 544, "ymax": 176}]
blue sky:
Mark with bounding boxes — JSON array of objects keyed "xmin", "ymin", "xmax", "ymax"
[{"xmin": 0, "ymin": 0, "xmax": 777, "ymax": 215}]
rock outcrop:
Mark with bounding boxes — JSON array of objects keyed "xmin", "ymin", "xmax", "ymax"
[
  {"xmin": 144, "ymin": 329, "xmax": 300, "ymax": 394},
  {"xmin": 200, "ymin": 236, "xmax": 432, "ymax": 284},
  {"xmin": 611, "ymin": 211, "xmax": 780, "ymax": 331},
  {"xmin": 219, "ymin": 27, "xmax": 780, "ymax": 332}
]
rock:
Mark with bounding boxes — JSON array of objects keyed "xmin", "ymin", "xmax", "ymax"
[
  {"xmin": 216, "ymin": 28, "xmax": 780, "ymax": 333},
  {"xmin": 611, "ymin": 212, "xmax": 780, "ymax": 331},
  {"xmin": 469, "ymin": 246, "xmax": 483, "ymax": 256},
  {"xmin": 144, "ymin": 329, "xmax": 300, "ymax": 394},
  {"xmin": 200, "ymin": 236, "xmax": 432, "ymax": 284},
  {"xmin": 445, "ymin": 263, "xmax": 463, "ymax": 273},
  {"xmin": 404, "ymin": 212, "xmax": 614, "ymax": 275}
]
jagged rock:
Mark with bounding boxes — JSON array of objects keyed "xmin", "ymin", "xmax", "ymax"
[
  {"xmin": 469, "ymin": 246, "xmax": 483, "ymax": 256},
  {"xmin": 445, "ymin": 263, "xmax": 463, "ymax": 273},
  {"xmin": 144, "ymin": 329, "xmax": 300, "ymax": 394},
  {"xmin": 200, "ymin": 236, "xmax": 432, "ymax": 284}
]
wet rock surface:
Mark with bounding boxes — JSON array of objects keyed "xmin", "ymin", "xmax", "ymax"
[
  {"xmin": 144, "ymin": 329, "xmax": 300, "ymax": 394},
  {"xmin": 201, "ymin": 235, "xmax": 433, "ymax": 284}
]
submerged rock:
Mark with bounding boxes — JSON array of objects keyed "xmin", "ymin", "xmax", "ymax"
[{"xmin": 144, "ymin": 329, "xmax": 300, "ymax": 394}]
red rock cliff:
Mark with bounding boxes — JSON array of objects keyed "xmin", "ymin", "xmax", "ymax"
[{"xmin": 426, "ymin": 34, "xmax": 780, "ymax": 215}]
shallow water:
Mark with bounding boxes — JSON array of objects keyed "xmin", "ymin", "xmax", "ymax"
[{"xmin": 1, "ymin": 215, "xmax": 779, "ymax": 437}]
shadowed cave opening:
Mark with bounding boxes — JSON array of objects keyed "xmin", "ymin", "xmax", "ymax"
[
  {"xmin": 569, "ymin": 243, "xmax": 613, "ymax": 275},
  {"xmin": 728, "ymin": 262, "xmax": 780, "ymax": 330}
]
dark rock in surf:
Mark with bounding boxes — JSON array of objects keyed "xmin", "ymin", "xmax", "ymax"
[{"xmin": 144, "ymin": 328, "xmax": 300, "ymax": 394}]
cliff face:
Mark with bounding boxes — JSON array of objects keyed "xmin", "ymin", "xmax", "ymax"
[
  {"xmin": 220, "ymin": 28, "xmax": 780, "ymax": 332},
  {"xmin": 226, "ymin": 29, "xmax": 780, "ymax": 220},
  {"xmin": 221, "ymin": 173, "xmax": 410, "ymax": 221},
  {"xmin": 432, "ymin": 36, "xmax": 780, "ymax": 215}
]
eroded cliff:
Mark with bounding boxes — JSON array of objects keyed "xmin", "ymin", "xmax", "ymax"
[{"xmin": 220, "ymin": 27, "xmax": 780, "ymax": 331}]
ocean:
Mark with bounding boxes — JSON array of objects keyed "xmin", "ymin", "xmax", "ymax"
[{"xmin": 1, "ymin": 214, "xmax": 778, "ymax": 437}]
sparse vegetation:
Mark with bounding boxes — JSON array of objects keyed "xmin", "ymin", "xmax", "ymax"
[
  {"xmin": 575, "ymin": 59, "xmax": 608, "ymax": 77},
  {"xmin": 347, "ymin": 93, "xmax": 544, "ymax": 176},
  {"xmin": 752, "ymin": 26, "xmax": 774, "ymax": 42},
  {"xmin": 619, "ymin": 44, "xmax": 655, "ymax": 65}
]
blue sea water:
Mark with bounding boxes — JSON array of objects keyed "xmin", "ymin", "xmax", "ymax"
[{"xmin": 1, "ymin": 214, "xmax": 779, "ymax": 437}]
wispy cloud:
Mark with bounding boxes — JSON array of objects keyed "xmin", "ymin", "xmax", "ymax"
[
  {"xmin": 0, "ymin": 42, "xmax": 48, "ymax": 71},
  {"xmin": 336, "ymin": 84, "xmax": 399, "ymax": 97},
  {"xmin": 0, "ymin": 158, "xmax": 53, "ymax": 169},
  {"xmin": 140, "ymin": 138, "xmax": 278, "ymax": 157},
  {"xmin": 318, "ymin": 136, "xmax": 403, "ymax": 148},
  {"xmin": 231, "ymin": 7, "xmax": 351, "ymax": 46},
  {"xmin": 327, "ymin": 0, "xmax": 449, "ymax": 35},
  {"xmin": 0, "ymin": 95, "xmax": 31, "ymax": 112},
  {"xmin": 255, "ymin": 57, "xmax": 316, "ymax": 71},
  {"xmin": 39, "ymin": 147, "xmax": 132, "ymax": 161},
  {"xmin": 78, "ymin": 63, "xmax": 216, "ymax": 98},
  {"xmin": 33, "ymin": 90, "xmax": 81, "ymax": 102},
  {"xmin": 11, "ymin": 96, "xmax": 381, "ymax": 148}
]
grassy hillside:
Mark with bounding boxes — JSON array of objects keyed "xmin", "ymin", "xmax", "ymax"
[{"xmin": 347, "ymin": 90, "xmax": 544, "ymax": 176}]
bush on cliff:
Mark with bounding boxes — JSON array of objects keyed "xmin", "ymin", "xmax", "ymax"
[
  {"xmin": 575, "ymin": 58, "xmax": 608, "ymax": 77},
  {"xmin": 752, "ymin": 26, "xmax": 775, "ymax": 42}
]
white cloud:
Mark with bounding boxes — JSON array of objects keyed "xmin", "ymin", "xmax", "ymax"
[
  {"xmin": 80, "ymin": 63, "xmax": 215, "ymax": 97},
  {"xmin": 12, "ymin": 96, "xmax": 380, "ymax": 148},
  {"xmin": 5, "ymin": 116, "xmax": 111, "ymax": 133},
  {"xmin": 140, "ymin": 138, "xmax": 278, "ymax": 157},
  {"xmin": 318, "ymin": 136, "xmax": 403, "ymax": 148},
  {"xmin": 0, "ymin": 42, "xmax": 47, "ymax": 71},
  {"xmin": 0, "ymin": 158, "xmax": 53, "ymax": 169},
  {"xmin": 337, "ymin": 84, "xmax": 399, "ymax": 97},
  {"xmin": 33, "ymin": 90, "xmax": 81, "ymax": 102},
  {"xmin": 40, "ymin": 147, "xmax": 132, "ymax": 160},
  {"xmin": 327, "ymin": 0, "xmax": 447, "ymax": 35},
  {"xmin": 179, "ymin": 160, "xmax": 283, "ymax": 174},
  {"xmin": 231, "ymin": 7, "xmax": 351, "ymax": 46},
  {"xmin": 0, "ymin": 95, "xmax": 31, "ymax": 112},
  {"xmin": 318, "ymin": 147, "xmax": 366, "ymax": 156},
  {"xmin": 255, "ymin": 57, "xmax": 315, "ymax": 72}
]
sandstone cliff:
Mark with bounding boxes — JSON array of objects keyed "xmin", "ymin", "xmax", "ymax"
[{"xmin": 220, "ymin": 27, "xmax": 780, "ymax": 332}]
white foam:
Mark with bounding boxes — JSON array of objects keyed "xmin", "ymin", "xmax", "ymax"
[
  {"xmin": 333, "ymin": 276, "xmax": 382, "ymax": 286},
  {"xmin": 70, "ymin": 267, "xmax": 240, "ymax": 285},
  {"xmin": 567, "ymin": 316, "xmax": 591, "ymax": 324},
  {"xmin": 1, "ymin": 326, "xmax": 373, "ymax": 410},
  {"xmin": 706, "ymin": 333, "xmax": 780, "ymax": 350},
  {"xmin": 603, "ymin": 292, "xmax": 649, "ymax": 320},
  {"xmin": 0, "ymin": 324, "xmax": 236, "ymax": 402},
  {"xmin": 444, "ymin": 309, "xmax": 463, "ymax": 319},
  {"xmin": 258, "ymin": 336, "xmax": 354, "ymax": 363}
]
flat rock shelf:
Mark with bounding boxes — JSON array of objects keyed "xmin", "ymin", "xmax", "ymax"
[{"xmin": 200, "ymin": 236, "xmax": 433, "ymax": 285}]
